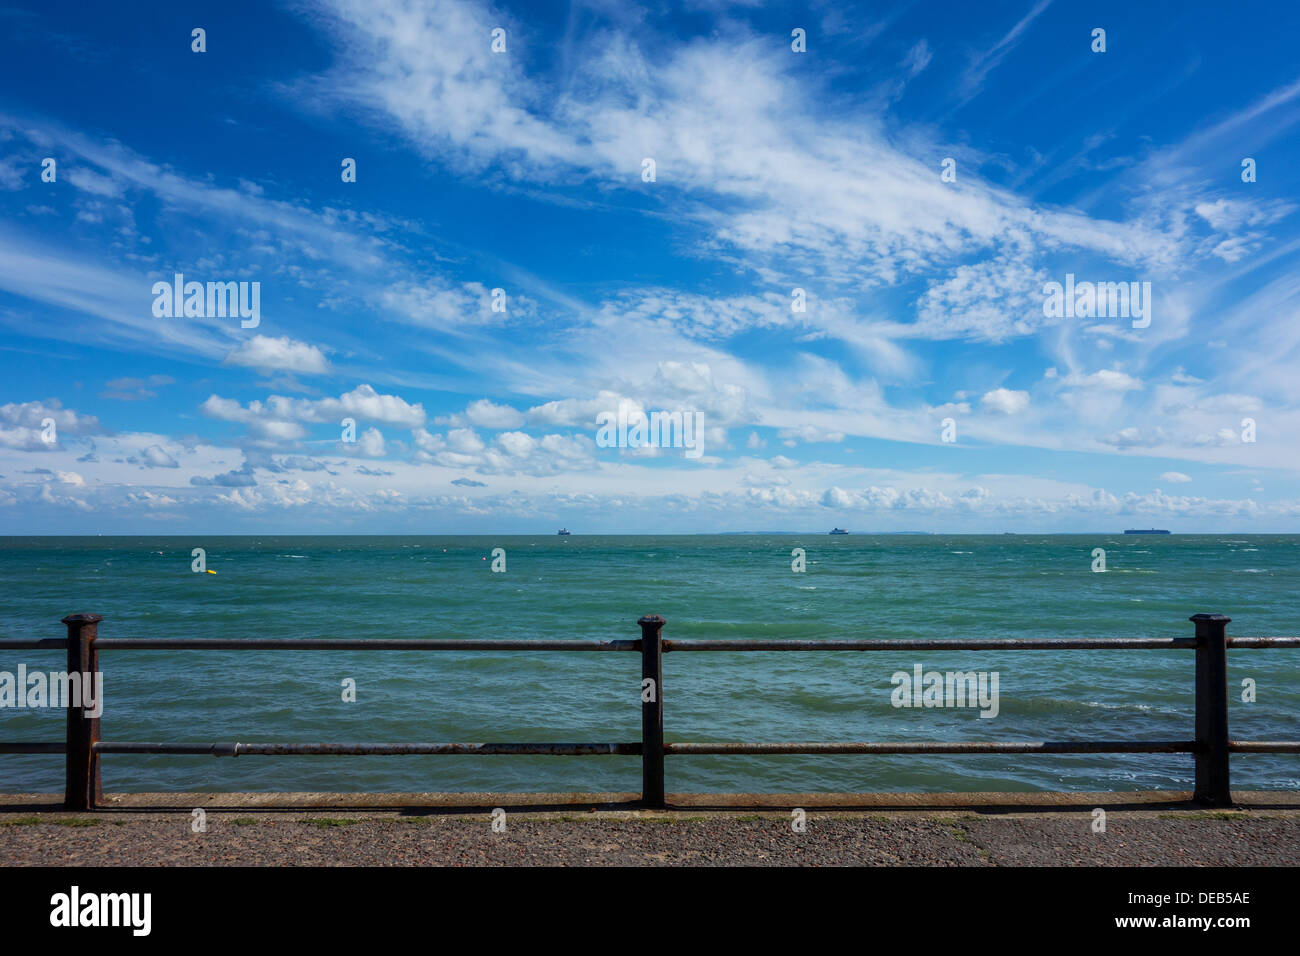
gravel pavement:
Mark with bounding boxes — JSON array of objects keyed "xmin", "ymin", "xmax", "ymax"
[{"xmin": 3, "ymin": 808, "xmax": 1297, "ymax": 866}]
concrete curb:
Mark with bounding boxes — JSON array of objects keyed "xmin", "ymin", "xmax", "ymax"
[{"xmin": 3, "ymin": 789, "xmax": 1298, "ymax": 812}]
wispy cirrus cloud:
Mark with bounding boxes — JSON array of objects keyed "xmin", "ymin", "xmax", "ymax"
[{"xmin": 2, "ymin": 0, "xmax": 1300, "ymax": 531}]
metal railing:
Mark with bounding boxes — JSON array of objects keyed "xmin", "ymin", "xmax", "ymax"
[{"xmin": 1, "ymin": 612, "xmax": 1298, "ymax": 810}]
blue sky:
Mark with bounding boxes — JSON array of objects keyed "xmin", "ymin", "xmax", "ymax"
[{"xmin": 1, "ymin": 0, "xmax": 1298, "ymax": 533}]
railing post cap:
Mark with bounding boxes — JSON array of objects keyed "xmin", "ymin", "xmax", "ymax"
[
  {"xmin": 637, "ymin": 615, "xmax": 666, "ymax": 626},
  {"xmin": 61, "ymin": 613, "xmax": 104, "ymax": 625},
  {"xmin": 1189, "ymin": 613, "xmax": 1231, "ymax": 623}
]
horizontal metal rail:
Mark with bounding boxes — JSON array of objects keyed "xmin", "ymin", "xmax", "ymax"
[
  {"xmin": 1228, "ymin": 741, "xmax": 1300, "ymax": 753},
  {"xmin": 665, "ymin": 740, "xmax": 1198, "ymax": 755},
  {"xmin": 665, "ymin": 638, "xmax": 1199, "ymax": 651},
  {"xmin": 92, "ymin": 638, "xmax": 639, "ymax": 651},
  {"xmin": 3, "ymin": 636, "xmax": 1298, "ymax": 652},
  {"xmin": 0, "ymin": 742, "xmax": 67, "ymax": 754},
  {"xmin": 0, "ymin": 639, "xmax": 70, "ymax": 650},
  {"xmin": 93, "ymin": 742, "xmax": 641, "ymax": 756}
]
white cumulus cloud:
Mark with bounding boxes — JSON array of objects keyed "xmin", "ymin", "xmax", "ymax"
[
  {"xmin": 981, "ymin": 388, "xmax": 1029, "ymax": 415},
  {"xmin": 224, "ymin": 335, "xmax": 331, "ymax": 375}
]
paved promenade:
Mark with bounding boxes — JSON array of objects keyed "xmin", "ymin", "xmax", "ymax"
[{"xmin": 2, "ymin": 792, "xmax": 1297, "ymax": 866}]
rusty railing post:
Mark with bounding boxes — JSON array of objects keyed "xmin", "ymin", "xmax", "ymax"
[
  {"xmin": 1191, "ymin": 612, "xmax": 1231, "ymax": 807},
  {"xmin": 62, "ymin": 613, "xmax": 103, "ymax": 811},
  {"xmin": 638, "ymin": 615, "xmax": 665, "ymax": 808}
]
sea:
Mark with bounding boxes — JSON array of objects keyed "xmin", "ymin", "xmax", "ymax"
[{"xmin": 1, "ymin": 534, "xmax": 1297, "ymax": 794}]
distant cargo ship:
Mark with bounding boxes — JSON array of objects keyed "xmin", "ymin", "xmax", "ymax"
[
  {"xmin": 1124, "ymin": 528, "xmax": 1170, "ymax": 534},
  {"xmin": 829, "ymin": 528, "xmax": 849, "ymax": 535},
  {"xmin": 557, "ymin": 528, "xmax": 571, "ymax": 535}
]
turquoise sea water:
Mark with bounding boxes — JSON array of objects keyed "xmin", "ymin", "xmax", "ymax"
[{"xmin": 1, "ymin": 534, "xmax": 1297, "ymax": 794}]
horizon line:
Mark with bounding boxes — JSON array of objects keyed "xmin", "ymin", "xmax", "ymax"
[{"xmin": 3, "ymin": 530, "xmax": 1293, "ymax": 538}]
